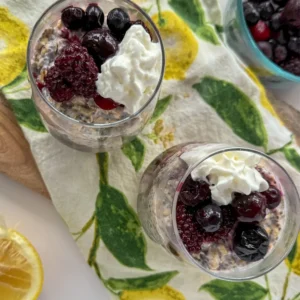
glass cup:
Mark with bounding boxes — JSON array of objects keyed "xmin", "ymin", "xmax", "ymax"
[
  {"xmin": 27, "ymin": 0, "xmax": 165, "ymax": 153},
  {"xmin": 137, "ymin": 142, "xmax": 300, "ymax": 280},
  {"xmin": 224, "ymin": 0, "xmax": 300, "ymax": 88}
]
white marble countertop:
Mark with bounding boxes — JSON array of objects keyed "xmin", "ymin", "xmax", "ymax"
[{"xmin": 0, "ymin": 174, "xmax": 110, "ymax": 300}]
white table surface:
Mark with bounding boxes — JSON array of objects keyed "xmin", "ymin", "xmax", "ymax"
[{"xmin": 0, "ymin": 174, "xmax": 110, "ymax": 300}]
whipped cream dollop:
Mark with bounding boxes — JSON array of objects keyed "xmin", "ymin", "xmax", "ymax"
[
  {"xmin": 96, "ymin": 25, "xmax": 162, "ymax": 114},
  {"xmin": 180, "ymin": 148, "xmax": 269, "ymax": 206}
]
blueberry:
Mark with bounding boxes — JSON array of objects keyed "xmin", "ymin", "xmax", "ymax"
[
  {"xmin": 288, "ymin": 36, "xmax": 300, "ymax": 54},
  {"xmin": 281, "ymin": 57, "xmax": 300, "ymax": 75},
  {"xmin": 273, "ymin": 0, "xmax": 288, "ymax": 6},
  {"xmin": 84, "ymin": 4, "xmax": 104, "ymax": 31},
  {"xmin": 61, "ymin": 6, "xmax": 85, "ymax": 30},
  {"xmin": 233, "ymin": 223, "xmax": 269, "ymax": 262},
  {"xmin": 107, "ymin": 8, "xmax": 131, "ymax": 36},
  {"xmin": 282, "ymin": 0, "xmax": 300, "ymax": 28},
  {"xmin": 274, "ymin": 44, "xmax": 288, "ymax": 62},
  {"xmin": 270, "ymin": 12, "xmax": 283, "ymax": 31},
  {"xmin": 269, "ymin": 38, "xmax": 277, "ymax": 47},
  {"xmin": 259, "ymin": 2, "xmax": 274, "ymax": 21},
  {"xmin": 179, "ymin": 176, "xmax": 211, "ymax": 207},
  {"xmin": 277, "ymin": 29, "xmax": 289, "ymax": 44},
  {"xmin": 243, "ymin": 2, "xmax": 260, "ymax": 26},
  {"xmin": 195, "ymin": 204, "xmax": 223, "ymax": 233},
  {"xmin": 262, "ymin": 186, "xmax": 282, "ymax": 209},
  {"xmin": 82, "ymin": 29, "xmax": 118, "ymax": 69},
  {"xmin": 232, "ymin": 193, "xmax": 267, "ymax": 222},
  {"xmin": 257, "ymin": 41, "xmax": 274, "ymax": 59},
  {"xmin": 288, "ymin": 27, "xmax": 300, "ymax": 37}
]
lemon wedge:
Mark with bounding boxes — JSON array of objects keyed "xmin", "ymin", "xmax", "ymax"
[{"xmin": 0, "ymin": 227, "xmax": 44, "ymax": 300}]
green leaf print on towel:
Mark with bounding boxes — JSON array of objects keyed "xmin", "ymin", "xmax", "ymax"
[
  {"xmin": 168, "ymin": 0, "xmax": 205, "ymax": 29},
  {"xmin": 200, "ymin": 280, "xmax": 268, "ymax": 300},
  {"xmin": 95, "ymin": 153, "xmax": 150, "ymax": 270},
  {"xmin": 287, "ymin": 238, "xmax": 298, "ymax": 265},
  {"xmin": 8, "ymin": 98, "xmax": 47, "ymax": 132},
  {"xmin": 282, "ymin": 147, "xmax": 300, "ymax": 172},
  {"xmin": 193, "ymin": 77, "xmax": 268, "ymax": 149},
  {"xmin": 168, "ymin": 0, "xmax": 220, "ymax": 45},
  {"xmin": 150, "ymin": 95, "xmax": 172, "ymax": 124},
  {"xmin": 291, "ymin": 292, "xmax": 300, "ymax": 300},
  {"xmin": 196, "ymin": 25, "xmax": 220, "ymax": 45},
  {"xmin": 106, "ymin": 271, "xmax": 178, "ymax": 292},
  {"xmin": 122, "ymin": 138, "xmax": 145, "ymax": 172}
]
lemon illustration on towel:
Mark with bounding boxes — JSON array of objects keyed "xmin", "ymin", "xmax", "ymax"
[
  {"xmin": 245, "ymin": 68, "xmax": 281, "ymax": 121},
  {"xmin": 120, "ymin": 285, "xmax": 186, "ymax": 300},
  {"xmin": 0, "ymin": 7, "xmax": 29, "ymax": 87},
  {"xmin": 152, "ymin": 11, "xmax": 198, "ymax": 80},
  {"xmin": 286, "ymin": 233, "xmax": 300, "ymax": 275}
]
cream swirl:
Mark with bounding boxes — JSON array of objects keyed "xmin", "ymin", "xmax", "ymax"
[
  {"xmin": 181, "ymin": 149, "xmax": 269, "ymax": 205},
  {"xmin": 96, "ymin": 25, "xmax": 161, "ymax": 114}
]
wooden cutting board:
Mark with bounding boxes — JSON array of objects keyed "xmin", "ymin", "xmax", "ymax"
[
  {"xmin": 0, "ymin": 91, "xmax": 299, "ymax": 200},
  {"xmin": 0, "ymin": 93, "xmax": 49, "ymax": 198}
]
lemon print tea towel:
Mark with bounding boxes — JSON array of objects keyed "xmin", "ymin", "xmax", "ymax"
[{"xmin": 1, "ymin": 0, "xmax": 300, "ymax": 299}]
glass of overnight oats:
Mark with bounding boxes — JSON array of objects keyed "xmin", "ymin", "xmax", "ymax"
[
  {"xmin": 137, "ymin": 143, "xmax": 300, "ymax": 280},
  {"xmin": 27, "ymin": 0, "xmax": 165, "ymax": 152}
]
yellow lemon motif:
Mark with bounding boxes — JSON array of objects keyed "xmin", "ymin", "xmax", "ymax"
[
  {"xmin": 285, "ymin": 234, "xmax": 300, "ymax": 276},
  {"xmin": 245, "ymin": 68, "xmax": 281, "ymax": 122},
  {"xmin": 0, "ymin": 7, "xmax": 29, "ymax": 87},
  {"xmin": 152, "ymin": 11, "xmax": 198, "ymax": 80},
  {"xmin": 146, "ymin": 119, "xmax": 175, "ymax": 148},
  {"xmin": 120, "ymin": 285, "xmax": 186, "ymax": 300}
]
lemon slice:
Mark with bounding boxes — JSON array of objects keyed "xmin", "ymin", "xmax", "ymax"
[{"xmin": 0, "ymin": 227, "xmax": 44, "ymax": 300}]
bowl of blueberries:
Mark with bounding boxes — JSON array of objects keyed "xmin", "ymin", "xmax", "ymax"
[{"xmin": 224, "ymin": 0, "xmax": 300, "ymax": 88}]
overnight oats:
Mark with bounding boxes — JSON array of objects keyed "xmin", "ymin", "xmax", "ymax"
[
  {"xmin": 27, "ymin": 0, "xmax": 165, "ymax": 152},
  {"xmin": 137, "ymin": 143, "xmax": 300, "ymax": 280}
]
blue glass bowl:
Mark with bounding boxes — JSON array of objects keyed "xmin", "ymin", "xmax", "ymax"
[{"xmin": 224, "ymin": 0, "xmax": 300, "ymax": 88}]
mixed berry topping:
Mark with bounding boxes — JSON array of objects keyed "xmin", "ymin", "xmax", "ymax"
[
  {"xmin": 84, "ymin": 4, "xmax": 104, "ymax": 31},
  {"xmin": 176, "ymin": 168, "xmax": 283, "ymax": 263},
  {"xmin": 38, "ymin": 4, "xmax": 153, "ymax": 111},
  {"xmin": 250, "ymin": 20, "xmax": 271, "ymax": 41},
  {"xmin": 179, "ymin": 176, "xmax": 211, "ymax": 207},
  {"xmin": 281, "ymin": 0, "xmax": 300, "ymax": 28},
  {"xmin": 195, "ymin": 204, "xmax": 223, "ymax": 232},
  {"xmin": 107, "ymin": 8, "xmax": 131, "ymax": 37},
  {"xmin": 232, "ymin": 192, "xmax": 267, "ymax": 222},
  {"xmin": 176, "ymin": 201, "xmax": 237, "ymax": 254},
  {"xmin": 44, "ymin": 43, "xmax": 98, "ymax": 101},
  {"xmin": 61, "ymin": 6, "xmax": 85, "ymax": 30},
  {"xmin": 280, "ymin": 56, "xmax": 300, "ymax": 74},
  {"xmin": 94, "ymin": 95, "xmax": 120, "ymax": 110},
  {"xmin": 262, "ymin": 186, "xmax": 282, "ymax": 209},
  {"xmin": 243, "ymin": 0, "xmax": 300, "ymax": 76},
  {"xmin": 233, "ymin": 223, "xmax": 269, "ymax": 262},
  {"xmin": 82, "ymin": 29, "xmax": 119, "ymax": 70}
]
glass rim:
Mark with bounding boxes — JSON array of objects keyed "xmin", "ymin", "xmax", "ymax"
[
  {"xmin": 27, "ymin": 0, "xmax": 166, "ymax": 129},
  {"xmin": 172, "ymin": 146, "xmax": 300, "ymax": 281},
  {"xmin": 237, "ymin": 0, "xmax": 300, "ymax": 83}
]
